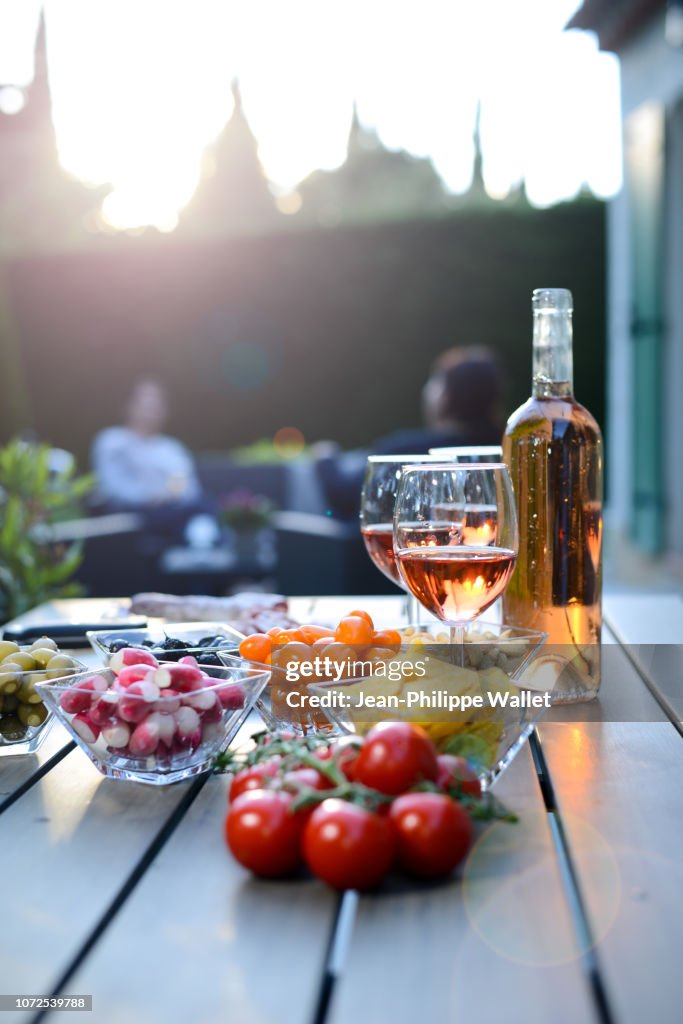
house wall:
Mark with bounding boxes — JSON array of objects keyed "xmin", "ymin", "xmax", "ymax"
[{"xmin": 608, "ymin": 11, "xmax": 683, "ymax": 557}]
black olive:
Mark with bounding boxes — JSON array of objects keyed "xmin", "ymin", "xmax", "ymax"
[
  {"xmin": 197, "ymin": 652, "xmax": 221, "ymax": 667},
  {"xmin": 107, "ymin": 639, "xmax": 131, "ymax": 652},
  {"xmin": 163, "ymin": 637, "xmax": 187, "ymax": 651}
]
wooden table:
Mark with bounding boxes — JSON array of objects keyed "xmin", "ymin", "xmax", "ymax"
[{"xmin": 1, "ymin": 594, "xmax": 682, "ymax": 1024}]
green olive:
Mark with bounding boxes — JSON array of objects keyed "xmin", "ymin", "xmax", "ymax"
[
  {"xmin": 5, "ymin": 651, "xmax": 37, "ymax": 671},
  {"xmin": 0, "ymin": 640, "xmax": 20, "ymax": 661},
  {"xmin": 0, "ymin": 715, "xmax": 27, "ymax": 741},
  {"xmin": 45, "ymin": 653, "xmax": 79, "ymax": 678},
  {"xmin": 17, "ymin": 680, "xmax": 43, "ymax": 705},
  {"xmin": 17, "ymin": 703, "xmax": 48, "ymax": 728},
  {"xmin": 0, "ymin": 666, "xmax": 21, "ymax": 694},
  {"xmin": 28, "ymin": 646, "xmax": 59, "ymax": 668},
  {"xmin": 29, "ymin": 636, "xmax": 58, "ymax": 653}
]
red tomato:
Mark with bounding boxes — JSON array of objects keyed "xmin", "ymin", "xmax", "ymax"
[
  {"xmin": 228, "ymin": 759, "xmax": 281, "ymax": 802},
  {"xmin": 389, "ymin": 793, "xmax": 472, "ymax": 878},
  {"xmin": 225, "ymin": 790, "xmax": 304, "ymax": 878},
  {"xmin": 335, "ymin": 615, "xmax": 374, "ymax": 647},
  {"xmin": 347, "ymin": 609, "xmax": 375, "ymax": 630},
  {"xmin": 239, "ymin": 633, "xmax": 271, "ymax": 663},
  {"xmin": 315, "ymin": 737, "xmax": 360, "ymax": 780},
  {"xmin": 354, "ymin": 722, "xmax": 439, "ymax": 795},
  {"xmin": 328, "ymin": 736, "xmax": 361, "ymax": 781},
  {"xmin": 303, "ymin": 799, "xmax": 396, "ymax": 890},
  {"xmin": 281, "ymin": 766, "xmax": 331, "ymax": 792},
  {"xmin": 436, "ymin": 754, "xmax": 482, "ymax": 798}
]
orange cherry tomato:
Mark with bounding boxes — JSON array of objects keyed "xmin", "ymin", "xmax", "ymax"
[
  {"xmin": 271, "ymin": 642, "xmax": 313, "ymax": 670},
  {"xmin": 312, "ymin": 636, "xmax": 336, "ymax": 650},
  {"xmin": 335, "ymin": 615, "xmax": 374, "ymax": 647},
  {"xmin": 266, "ymin": 627, "xmax": 283, "ymax": 638},
  {"xmin": 348, "ymin": 609, "xmax": 375, "ymax": 630},
  {"xmin": 239, "ymin": 633, "xmax": 272, "ymax": 663},
  {"xmin": 365, "ymin": 646, "xmax": 395, "ymax": 662},
  {"xmin": 372, "ymin": 629, "xmax": 402, "ymax": 652},
  {"xmin": 298, "ymin": 624, "xmax": 333, "ymax": 644},
  {"xmin": 271, "ymin": 631, "xmax": 299, "ymax": 645}
]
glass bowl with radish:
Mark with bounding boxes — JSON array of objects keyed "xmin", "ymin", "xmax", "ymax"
[{"xmin": 35, "ymin": 646, "xmax": 269, "ymax": 785}]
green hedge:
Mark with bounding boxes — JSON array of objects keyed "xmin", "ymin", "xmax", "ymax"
[{"xmin": 1, "ymin": 201, "xmax": 605, "ymax": 464}]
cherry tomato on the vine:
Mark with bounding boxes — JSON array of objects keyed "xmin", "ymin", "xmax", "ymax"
[
  {"xmin": 303, "ymin": 799, "xmax": 396, "ymax": 890},
  {"xmin": 281, "ymin": 766, "xmax": 332, "ymax": 793},
  {"xmin": 228, "ymin": 758, "xmax": 281, "ymax": 802},
  {"xmin": 436, "ymin": 754, "xmax": 482, "ymax": 798},
  {"xmin": 225, "ymin": 790, "xmax": 304, "ymax": 878},
  {"xmin": 354, "ymin": 722, "xmax": 439, "ymax": 795},
  {"xmin": 389, "ymin": 792, "xmax": 472, "ymax": 878}
]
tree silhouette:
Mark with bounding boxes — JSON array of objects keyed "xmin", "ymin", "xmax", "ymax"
[
  {"xmin": 181, "ymin": 79, "xmax": 277, "ymax": 237},
  {"xmin": 0, "ymin": 13, "xmax": 107, "ymax": 253}
]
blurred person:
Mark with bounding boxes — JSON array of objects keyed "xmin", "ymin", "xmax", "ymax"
[
  {"xmin": 317, "ymin": 347, "xmax": 504, "ymax": 519},
  {"xmin": 91, "ymin": 379, "xmax": 218, "ymax": 546},
  {"xmin": 92, "ymin": 379, "xmax": 201, "ymax": 507},
  {"xmin": 375, "ymin": 346, "xmax": 503, "ymax": 455}
]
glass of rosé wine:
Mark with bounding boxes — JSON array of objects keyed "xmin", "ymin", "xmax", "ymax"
[
  {"xmin": 393, "ymin": 463, "xmax": 519, "ymax": 649},
  {"xmin": 360, "ymin": 455, "xmax": 442, "ymax": 622}
]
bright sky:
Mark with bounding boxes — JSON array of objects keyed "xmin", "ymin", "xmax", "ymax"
[{"xmin": 0, "ymin": 0, "xmax": 622, "ymax": 230}]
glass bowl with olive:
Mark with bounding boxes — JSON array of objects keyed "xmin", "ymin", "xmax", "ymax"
[
  {"xmin": 87, "ymin": 622, "xmax": 242, "ymax": 669},
  {"xmin": 0, "ymin": 636, "xmax": 86, "ymax": 754}
]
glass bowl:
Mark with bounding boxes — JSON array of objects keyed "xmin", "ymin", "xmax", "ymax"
[
  {"xmin": 87, "ymin": 621, "xmax": 242, "ymax": 668},
  {"xmin": 217, "ymin": 652, "xmax": 342, "ymax": 737},
  {"xmin": 0, "ymin": 651, "xmax": 87, "ymax": 756},
  {"xmin": 305, "ymin": 620, "xmax": 548, "ymax": 789},
  {"xmin": 35, "ymin": 661, "xmax": 269, "ymax": 784}
]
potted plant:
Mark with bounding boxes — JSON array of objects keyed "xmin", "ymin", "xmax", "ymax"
[
  {"xmin": 0, "ymin": 439, "xmax": 93, "ymax": 623},
  {"xmin": 219, "ymin": 489, "xmax": 274, "ymax": 562}
]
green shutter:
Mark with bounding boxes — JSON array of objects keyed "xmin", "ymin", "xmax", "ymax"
[{"xmin": 625, "ymin": 102, "xmax": 665, "ymax": 553}]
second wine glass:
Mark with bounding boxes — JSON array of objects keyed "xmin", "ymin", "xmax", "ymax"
[{"xmin": 393, "ymin": 463, "xmax": 519, "ymax": 641}]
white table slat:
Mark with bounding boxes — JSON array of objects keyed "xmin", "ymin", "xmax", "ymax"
[
  {"xmin": 55, "ymin": 774, "xmax": 338, "ymax": 1024},
  {"xmin": 329, "ymin": 746, "xmax": 597, "ymax": 1024},
  {"xmin": 0, "ymin": 721, "xmax": 73, "ymax": 803},
  {"xmin": 539, "ymin": 635, "xmax": 683, "ymax": 1024},
  {"xmin": 604, "ymin": 593, "xmax": 683, "ymax": 727},
  {"xmin": 0, "ymin": 753, "xmax": 206, "ymax": 1024}
]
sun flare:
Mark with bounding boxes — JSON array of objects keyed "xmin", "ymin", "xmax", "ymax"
[{"xmin": 0, "ymin": 0, "xmax": 622, "ymax": 230}]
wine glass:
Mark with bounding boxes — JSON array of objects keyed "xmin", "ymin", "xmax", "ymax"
[
  {"xmin": 360, "ymin": 455, "xmax": 441, "ymax": 621},
  {"xmin": 428, "ymin": 445, "xmax": 502, "ymax": 463},
  {"xmin": 393, "ymin": 463, "xmax": 518, "ymax": 650}
]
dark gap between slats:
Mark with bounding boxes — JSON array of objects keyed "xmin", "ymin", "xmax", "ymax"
[
  {"xmin": 310, "ymin": 890, "xmax": 357, "ymax": 1024},
  {"xmin": 602, "ymin": 617, "xmax": 683, "ymax": 738},
  {"xmin": 530, "ymin": 730, "xmax": 616, "ymax": 1024},
  {"xmin": 30, "ymin": 771, "xmax": 211, "ymax": 1024},
  {"xmin": 0, "ymin": 742, "xmax": 76, "ymax": 817}
]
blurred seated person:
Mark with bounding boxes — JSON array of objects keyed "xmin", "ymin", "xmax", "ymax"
[
  {"xmin": 317, "ymin": 347, "xmax": 503, "ymax": 520},
  {"xmin": 92, "ymin": 379, "xmax": 213, "ymax": 543}
]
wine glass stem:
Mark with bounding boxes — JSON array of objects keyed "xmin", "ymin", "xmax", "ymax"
[
  {"xmin": 450, "ymin": 624, "xmax": 465, "ymax": 667},
  {"xmin": 406, "ymin": 593, "xmax": 421, "ymax": 628}
]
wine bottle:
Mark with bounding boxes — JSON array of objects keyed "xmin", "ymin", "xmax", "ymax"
[{"xmin": 502, "ymin": 289, "xmax": 603, "ymax": 701}]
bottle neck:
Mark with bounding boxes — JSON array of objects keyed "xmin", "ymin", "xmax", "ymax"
[{"xmin": 532, "ymin": 308, "xmax": 574, "ymax": 399}]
